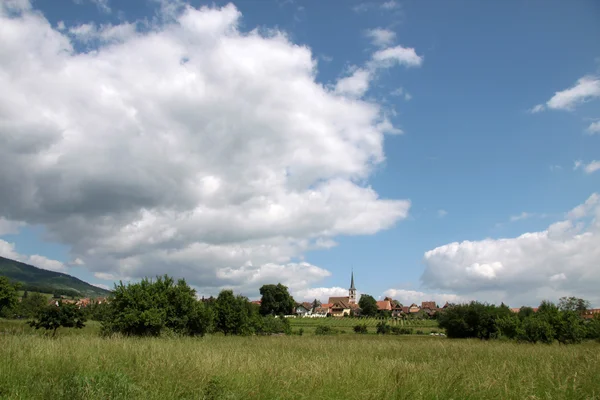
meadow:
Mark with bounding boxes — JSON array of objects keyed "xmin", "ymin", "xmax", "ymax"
[
  {"xmin": 289, "ymin": 316, "xmax": 440, "ymax": 334},
  {"xmin": 1, "ymin": 319, "xmax": 599, "ymax": 399}
]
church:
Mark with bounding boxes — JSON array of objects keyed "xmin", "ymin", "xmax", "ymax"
[{"xmin": 327, "ymin": 271, "xmax": 359, "ymax": 317}]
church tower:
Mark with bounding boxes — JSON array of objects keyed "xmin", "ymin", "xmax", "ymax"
[{"xmin": 349, "ymin": 270, "xmax": 356, "ymax": 304}]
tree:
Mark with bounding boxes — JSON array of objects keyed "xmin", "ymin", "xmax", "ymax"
[
  {"xmin": 29, "ymin": 301, "xmax": 86, "ymax": 337},
  {"xmin": 358, "ymin": 294, "xmax": 378, "ymax": 317},
  {"xmin": 20, "ymin": 292, "xmax": 48, "ymax": 318},
  {"xmin": 311, "ymin": 299, "xmax": 321, "ymax": 311},
  {"xmin": 259, "ymin": 284, "xmax": 295, "ymax": 316},
  {"xmin": 102, "ymin": 275, "xmax": 212, "ymax": 337},
  {"xmin": 558, "ymin": 297, "xmax": 590, "ymax": 313},
  {"xmin": 214, "ymin": 290, "xmax": 253, "ymax": 335},
  {"xmin": 0, "ymin": 276, "xmax": 20, "ymax": 315},
  {"xmin": 517, "ymin": 306, "xmax": 535, "ymax": 320}
]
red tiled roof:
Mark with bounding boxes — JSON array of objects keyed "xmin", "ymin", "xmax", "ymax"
[
  {"xmin": 376, "ymin": 300, "xmax": 392, "ymax": 311},
  {"xmin": 421, "ymin": 301, "xmax": 436, "ymax": 309}
]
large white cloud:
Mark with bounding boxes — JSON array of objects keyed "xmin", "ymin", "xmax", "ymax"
[
  {"xmin": 0, "ymin": 1, "xmax": 411, "ymax": 295},
  {"xmin": 421, "ymin": 193, "xmax": 600, "ymax": 306}
]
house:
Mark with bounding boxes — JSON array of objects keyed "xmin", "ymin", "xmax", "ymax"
[
  {"xmin": 582, "ymin": 309, "xmax": 600, "ymax": 320},
  {"xmin": 295, "ymin": 303, "xmax": 312, "ymax": 317},
  {"xmin": 376, "ymin": 300, "xmax": 392, "ymax": 312},
  {"xmin": 392, "ymin": 303, "xmax": 404, "ymax": 317},
  {"xmin": 328, "ymin": 297, "xmax": 352, "ymax": 317},
  {"xmin": 408, "ymin": 303, "xmax": 420, "ymax": 314},
  {"xmin": 421, "ymin": 301, "xmax": 436, "ymax": 310},
  {"xmin": 312, "ymin": 305, "xmax": 330, "ymax": 317}
]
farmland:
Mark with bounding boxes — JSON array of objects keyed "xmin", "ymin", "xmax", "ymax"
[{"xmin": 1, "ymin": 319, "xmax": 600, "ymax": 399}]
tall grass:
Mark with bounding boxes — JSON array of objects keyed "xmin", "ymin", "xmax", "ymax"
[{"xmin": 0, "ymin": 329, "xmax": 598, "ymax": 399}]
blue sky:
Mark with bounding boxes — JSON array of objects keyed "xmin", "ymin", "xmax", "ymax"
[{"xmin": 0, "ymin": 0, "xmax": 599, "ymax": 306}]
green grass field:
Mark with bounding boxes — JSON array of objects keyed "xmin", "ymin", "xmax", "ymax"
[
  {"xmin": 1, "ymin": 319, "xmax": 599, "ymax": 399},
  {"xmin": 289, "ymin": 316, "xmax": 440, "ymax": 334}
]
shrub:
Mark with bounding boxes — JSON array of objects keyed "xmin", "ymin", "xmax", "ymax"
[
  {"xmin": 29, "ymin": 301, "xmax": 86, "ymax": 337},
  {"xmin": 416, "ymin": 330, "xmax": 424, "ymax": 335},
  {"xmin": 353, "ymin": 324, "xmax": 368, "ymax": 334},
  {"xmin": 518, "ymin": 317, "xmax": 555, "ymax": 344},
  {"xmin": 315, "ymin": 325, "xmax": 335, "ymax": 335},
  {"xmin": 376, "ymin": 322, "xmax": 391, "ymax": 335},
  {"xmin": 391, "ymin": 326, "xmax": 412, "ymax": 335}
]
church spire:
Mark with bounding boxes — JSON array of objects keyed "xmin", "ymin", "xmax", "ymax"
[{"xmin": 349, "ymin": 269, "xmax": 356, "ymax": 304}]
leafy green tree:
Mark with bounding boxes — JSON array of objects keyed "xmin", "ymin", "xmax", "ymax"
[
  {"xmin": 358, "ymin": 294, "xmax": 378, "ymax": 317},
  {"xmin": 0, "ymin": 276, "xmax": 20, "ymax": 316},
  {"xmin": 102, "ymin": 275, "xmax": 212, "ymax": 337},
  {"xmin": 518, "ymin": 316, "xmax": 554, "ymax": 344},
  {"xmin": 438, "ymin": 301, "xmax": 512, "ymax": 339},
  {"xmin": 215, "ymin": 290, "xmax": 253, "ymax": 335},
  {"xmin": 29, "ymin": 301, "xmax": 86, "ymax": 337},
  {"xmin": 20, "ymin": 292, "xmax": 48, "ymax": 318},
  {"xmin": 259, "ymin": 284, "xmax": 295, "ymax": 316},
  {"xmin": 353, "ymin": 324, "xmax": 368, "ymax": 334},
  {"xmin": 555, "ymin": 310, "xmax": 586, "ymax": 344},
  {"xmin": 517, "ymin": 306, "xmax": 535, "ymax": 320},
  {"xmin": 558, "ymin": 297, "xmax": 590, "ymax": 313}
]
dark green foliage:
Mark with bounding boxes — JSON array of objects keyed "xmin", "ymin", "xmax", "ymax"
[
  {"xmin": 376, "ymin": 322, "xmax": 391, "ymax": 334},
  {"xmin": 358, "ymin": 294, "xmax": 378, "ymax": 317},
  {"xmin": 102, "ymin": 275, "xmax": 212, "ymax": 337},
  {"xmin": 258, "ymin": 284, "xmax": 295, "ymax": 316},
  {"xmin": 586, "ymin": 316, "xmax": 600, "ymax": 341},
  {"xmin": 18, "ymin": 292, "xmax": 48, "ymax": 318},
  {"xmin": 214, "ymin": 290, "xmax": 253, "ymax": 335},
  {"xmin": 437, "ymin": 301, "xmax": 512, "ymax": 339},
  {"xmin": 28, "ymin": 301, "xmax": 86, "ymax": 337},
  {"xmin": 252, "ymin": 315, "xmax": 291, "ymax": 335},
  {"xmin": 0, "ymin": 256, "xmax": 110, "ymax": 298},
  {"xmin": 353, "ymin": 323, "xmax": 368, "ymax": 334},
  {"xmin": 0, "ymin": 276, "xmax": 20, "ymax": 315},
  {"xmin": 518, "ymin": 316, "xmax": 555, "ymax": 344},
  {"xmin": 518, "ymin": 306, "xmax": 535, "ymax": 320},
  {"xmin": 495, "ymin": 315, "xmax": 521, "ymax": 339},
  {"xmin": 87, "ymin": 300, "xmax": 111, "ymax": 322},
  {"xmin": 391, "ymin": 326, "xmax": 412, "ymax": 335},
  {"xmin": 314, "ymin": 325, "xmax": 335, "ymax": 335}
]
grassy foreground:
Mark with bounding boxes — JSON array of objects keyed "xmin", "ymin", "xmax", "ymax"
[{"xmin": 1, "ymin": 333, "xmax": 599, "ymax": 400}]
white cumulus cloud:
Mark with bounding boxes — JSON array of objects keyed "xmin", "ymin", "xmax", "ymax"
[
  {"xmin": 0, "ymin": 1, "xmax": 411, "ymax": 297},
  {"xmin": 534, "ymin": 75, "xmax": 600, "ymax": 112},
  {"xmin": 421, "ymin": 193, "xmax": 600, "ymax": 306},
  {"xmin": 587, "ymin": 121, "xmax": 600, "ymax": 135}
]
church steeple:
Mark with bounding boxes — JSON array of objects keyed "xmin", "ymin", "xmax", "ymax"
[{"xmin": 349, "ymin": 270, "xmax": 356, "ymax": 304}]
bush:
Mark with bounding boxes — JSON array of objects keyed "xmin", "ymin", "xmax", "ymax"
[
  {"xmin": 315, "ymin": 326, "xmax": 335, "ymax": 335},
  {"xmin": 353, "ymin": 324, "xmax": 368, "ymax": 334},
  {"xmin": 29, "ymin": 301, "xmax": 87, "ymax": 337},
  {"xmin": 437, "ymin": 302, "xmax": 512, "ymax": 339},
  {"xmin": 416, "ymin": 330, "xmax": 424, "ymax": 335},
  {"xmin": 391, "ymin": 326, "xmax": 412, "ymax": 335},
  {"xmin": 518, "ymin": 317, "xmax": 555, "ymax": 344},
  {"xmin": 376, "ymin": 322, "xmax": 391, "ymax": 335}
]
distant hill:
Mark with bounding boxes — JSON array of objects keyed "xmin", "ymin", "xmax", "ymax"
[{"xmin": 0, "ymin": 256, "xmax": 111, "ymax": 298}]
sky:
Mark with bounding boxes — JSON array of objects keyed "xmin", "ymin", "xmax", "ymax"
[{"xmin": 0, "ymin": 0, "xmax": 599, "ymax": 307}]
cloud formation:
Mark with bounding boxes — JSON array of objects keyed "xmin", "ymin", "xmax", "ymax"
[
  {"xmin": 533, "ymin": 75, "xmax": 600, "ymax": 112},
  {"xmin": 421, "ymin": 193, "xmax": 600, "ymax": 306},
  {"xmin": 0, "ymin": 239, "xmax": 67, "ymax": 272},
  {"xmin": 365, "ymin": 28, "xmax": 396, "ymax": 48},
  {"xmin": 0, "ymin": 1, "xmax": 411, "ymax": 296}
]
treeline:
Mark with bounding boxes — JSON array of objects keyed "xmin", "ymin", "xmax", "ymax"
[
  {"xmin": 100, "ymin": 276, "xmax": 292, "ymax": 337},
  {"xmin": 438, "ymin": 299, "xmax": 600, "ymax": 344}
]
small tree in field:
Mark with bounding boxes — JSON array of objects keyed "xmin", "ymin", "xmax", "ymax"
[{"xmin": 29, "ymin": 301, "xmax": 86, "ymax": 337}]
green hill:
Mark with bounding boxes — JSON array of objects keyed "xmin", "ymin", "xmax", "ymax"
[{"xmin": 0, "ymin": 256, "xmax": 111, "ymax": 298}]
